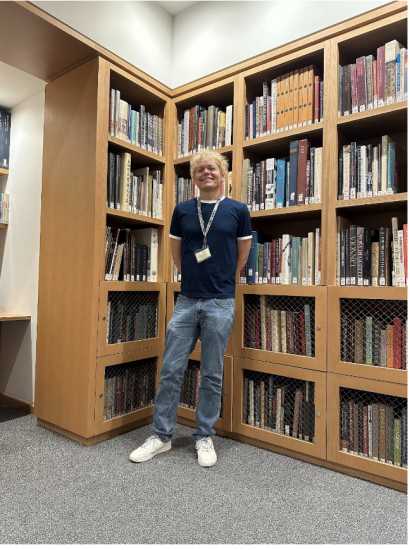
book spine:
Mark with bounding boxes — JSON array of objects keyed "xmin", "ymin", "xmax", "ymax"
[{"xmin": 377, "ymin": 46, "xmax": 385, "ymax": 106}]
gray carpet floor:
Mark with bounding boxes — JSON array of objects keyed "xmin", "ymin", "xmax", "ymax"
[{"xmin": 0, "ymin": 403, "xmax": 408, "ymax": 545}]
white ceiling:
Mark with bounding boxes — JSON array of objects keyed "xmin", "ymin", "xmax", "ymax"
[
  {"xmin": 156, "ymin": 1, "xmax": 199, "ymax": 16},
  {"xmin": 0, "ymin": 61, "xmax": 46, "ymax": 111}
]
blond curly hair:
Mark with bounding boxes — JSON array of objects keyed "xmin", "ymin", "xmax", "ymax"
[{"xmin": 190, "ymin": 150, "xmax": 229, "ymax": 180}]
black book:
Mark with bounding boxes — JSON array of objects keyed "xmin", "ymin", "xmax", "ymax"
[
  {"xmin": 341, "ymin": 315, "xmax": 349, "ymax": 361},
  {"xmin": 345, "ymin": 227, "xmax": 350, "ymax": 285},
  {"xmin": 255, "ymin": 162, "xmax": 261, "ymax": 208},
  {"xmin": 138, "ymin": 105, "xmax": 145, "ymax": 148},
  {"xmin": 363, "ymin": 227, "xmax": 372, "ymax": 286},
  {"xmin": 213, "ymin": 107, "xmax": 220, "ymax": 148},
  {"xmin": 135, "ymin": 244, "xmax": 142, "ymax": 281},
  {"xmin": 350, "ymin": 142, "xmax": 356, "ymax": 198},
  {"xmin": 379, "ymin": 227, "xmax": 387, "ymax": 286},
  {"xmin": 341, "ymin": 401, "xmax": 349, "ymax": 450},
  {"xmin": 319, "ymin": 81, "xmax": 324, "ymax": 122},
  {"xmin": 309, "ymin": 382, "xmax": 315, "ymax": 443},
  {"xmin": 350, "ymin": 225, "xmax": 357, "ymax": 285},
  {"xmin": 366, "ymin": 144, "xmax": 373, "ymax": 196},
  {"xmin": 340, "ymin": 227, "xmax": 346, "ymax": 285},
  {"xmin": 243, "ymin": 377, "xmax": 249, "ymax": 424},
  {"xmin": 141, "ymin": 244, "xmax": 148, "ymax": 281},
  {"xmin": 338, "ymin": 149, "xmax": 343, "ymax": 199},
  {"xmin": 338, "ymin": 65, "xmax": 343, "ymax": 116},
  {"xmin": 358, "ymin": 402, "xmax": 364, "ymax": 455},
  {"xmin": 342, "ymin": 64, "xmax": 352, "ymax": 115},
  {"xmin": 254, "ymin": 381, "xmax": 261, "ymax": 428},
  {"xmin": 262, "ymin": 81, "xmax": 268, "ymax": 134},
  {"xmin": 107, "ymin": 152, "xmax": 115, "ymax": 208}
]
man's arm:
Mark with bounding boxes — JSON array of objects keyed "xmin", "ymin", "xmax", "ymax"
[
  {"xmin": 236, "ymin": 238, "xmax": 252, "ymax": 275},
  {"xmin": 170, "ymin": 237, "xmax": 182, "ymax": 273}
]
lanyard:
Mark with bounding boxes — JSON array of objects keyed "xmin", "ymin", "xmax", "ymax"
[{"xmin": 196, "ymin": 195, "xmax": 223, "ymax": 248}]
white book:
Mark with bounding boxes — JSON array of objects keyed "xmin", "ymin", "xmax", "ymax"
[
  {"xmin": 130, "ymin": 227, "xmax": 158, "ymax": 282},
  {"xmin": 248, "ymin": 379, "xmax": 254, "ymax": 425},
  {"xmin": 342, "ymin": 146, "xmax": 350, "ymax": 200},
  {"xmin": 398, "ymin": 229, "xmax": 405, "ymax": 287},
  {"xmin": 276, "ymin": 387, "xmax": 281, "ymax": 433},
  {"xmin": 183, "ymin": 110, "xmax": 190, "ymax": 156},
  {"xmin": 302, "ymin": 237, "xmax": 308, "ymax": 285},
  {"xmin": 158, "ymin": 183, "xmax": 163, "ymax": 220},
  {"xmin": 315, "ymin": 227, "xmax": 321, "ymax": 285},
  {"xmin": 372, "ymin": 146, "xmax": 379, "ymax": 196},
  {"xmin": 114, "ymin": 89, "xmax": 120, "ymax": 138},
  {"xmin": 314, "ymin": 147, "xmax": 322, "ymax": 203},
  {"xmin": 177, "ymin": 124, "xmax": 182, "ymax": 158},
  {"xmin": 307, "ymin": 232, "xmax": 315, "ymax": 285},
  {"xmin": 359, "ymin": 145, "xmax": 367, "ymax": 197},
  {"xmin": 281, "ymin": 234, "xmax": 292, "ymax": 285},
  {"xmin": 118, "ymin": 99, "xmax": 129, "ymax": 141},
  {"xmin": 380, "ymin": 135, "xmax": 392, "ymax": 194},
  {"xmin": 109, "ymin": 88, "xmax": 115, "ymax": 136},
  {"xmin": 249, "ymin": 103, "xmax": 254, "ymax": 141},
  {"xmin": 225, "ymin": 105, "xmax": 233, "ymax": 146}
]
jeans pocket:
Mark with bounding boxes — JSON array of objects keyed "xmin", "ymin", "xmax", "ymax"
[{"xmin": 214, "ymin": 298, "xmax": 235, "ymax": 309}]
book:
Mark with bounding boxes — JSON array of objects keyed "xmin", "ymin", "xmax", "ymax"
[{"xmin": 297, "ymin": 139, "xmax": 309, "ymax": 205}]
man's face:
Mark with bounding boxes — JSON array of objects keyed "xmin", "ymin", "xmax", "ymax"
[{"xmin": 194, "ymin": 161, "xmax": 224, "ymax": 194}]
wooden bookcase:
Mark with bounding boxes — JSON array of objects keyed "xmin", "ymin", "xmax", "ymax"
[{"xmin": 30, "ymin": 1, "xmax": 407, "ymax": 489}]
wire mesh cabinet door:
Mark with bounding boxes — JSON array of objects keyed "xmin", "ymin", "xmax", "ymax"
[
  {"xmin": 98, "ymin": 281, "xmax": 166, "ymax": 357},
  {"xmin": 328, "ymin": 287, "xmax": 408, "ymax": 384},
  {"xmin": 233, "ymin": 357, "xmax": 327, "ymax": 460},
  {"xmin": 327, "ymin": 373, "xmax": 407, "ymax": 489},
  {"xmin": 95, "ymin": 348, "xmax": 163, "ymax": 436},
  {"xmin": 176, "ymin": 351, "xmax": 233, "ymax": 432},
  {"xmin": 234, "ymin": 285, "xmax": 327, "ymax": 372}
]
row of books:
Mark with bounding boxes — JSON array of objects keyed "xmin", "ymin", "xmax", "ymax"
[
  {"xmin": 242, "ymin": 143, "xmax": 323, "ymax": 212},
  {"xmin": 244, "ymin": 303, "xmax": 314, "ymax": 357},
  {"xmin": 336, "ymin": 217, "xmax": 408, "ymax": 287},
  {"xmin": 106, "ymin": 300, "xmax": 157, "ymax": 345},
  {"xmin": 0, "ymin": 193, "xmax": 10, "ymax": 224},
  {"xmin": 177, "ymin": 104, "xmax": 233, "ymax": 158},
  {"xmin": 107, "ymin": 152, "xmax": 163, "ymax": 219},
  {"xmin": 341, "ymin": 315, "xmax": 407, "ymax": 370},
  {"xmin": 109, "ymin": 88, "xmax": 163, "ymax": 156},
  {"xmin": 338, "ymin": 136, "xmax": 402, "ymax": 200},
  {"xmin": 103, "ymin": 363, "xmax": 156, "ymax": 420},
  {"xmin": 340, "ymin": 400, "xmax": 407, "ymax": 468},
  {"xmin": 0, "ymin": 108, "xmax": 11, "ymax": 170},
  {"xmin": 241, "ymin": 229, "xmax": 321, "ymax": 286},
  {"xmin": 105, "ymin": 226, "xmax": 158, "ymax": 282},
  {"xmin": 174, "ymin": 173, "xmax": 233, "ymax": 205},
  {"xmin": 243, "ymin": 375, "xmax": 315, "ymax": 443},
  {"xmin": 339, "ymin": 40, "xmax": 407, "ymax": 116},
  {"xmin": 245, "ymin": 66, "xmax": 323, "ymax": 140}
]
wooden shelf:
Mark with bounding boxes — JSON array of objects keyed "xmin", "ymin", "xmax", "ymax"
[
  {"xmin": 0, "ymin": 313, "xmax": 31, "ymax": 322},
  {"xmin": 250, "ymin": 203, "xmax": 321, "ymax": 222},
  {"xmin": 335, "ymin": 193, "xmax": 408, "ymax": 215},
  {"xmin": 0, "ymin": 168, "xmax": 9, "ymax": 176},
  {"xmin": 174, "ymin": 145, "xmax": 233, "ymax": 166},
  {"xmin": 0, "ymin": 223, "xmax": 8, "ymax": 229},
  {"xmin": 337, "ymin": 102, "xmax": 407, "ymax": 141},
  {"xmin": 243, "ymin": 122, "xmax": 323, "ymax": 158},
  {"xmin": 108, "ymin": 135, "xmax": 164, "ymax": 166},
  {"xmin": 106, "ymin": 208, "xmax": 165, "ymax": 227}
]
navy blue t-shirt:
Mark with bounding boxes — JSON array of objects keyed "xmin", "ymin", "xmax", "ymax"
[{"xmin": 170, "ymin": 197, "xmax": 252, "ymax": 298}]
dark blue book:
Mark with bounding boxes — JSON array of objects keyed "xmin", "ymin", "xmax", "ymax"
[
  {"xmin": 263, "ymin": 242, "xmax": 269, "ymax": 282},
  {"xmin": 247, "ymin": 231, "xmax": 271, "ymax": 284},
  {"xmin": 288, "ymin": 140, "xmax": 299, "ymax": 206},
  {"xmin": 245, "ymin": 104, "xmax": 249, "ymax": 139},
  {"xmin": 275, "ymin": 159, "xmax": 286, "ymax": 208}
]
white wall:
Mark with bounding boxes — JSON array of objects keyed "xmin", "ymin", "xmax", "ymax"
[
  {"xmin": 0, "ymin": 91, "xmax": 45, "ymax": 404},
  {"xmin": 33, "ymin": 1, "xmax": 174, "ymax": 86},
  {"xmin": 172, "ymin": 1, "xmax": 391, "ymax": 87}
]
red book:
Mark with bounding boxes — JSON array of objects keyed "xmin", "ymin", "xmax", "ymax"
[
  {"xmin": 297, "ymin": 139, "xmax": 310, "ymax": 205},
  {"xmin": 356, "ymin": 56, "xmax": 367, "ymax": 112},
  {"xmin": 349, "ymin": 400, "xmax": 354, "ymax": 452},
  {"xmin": 266, "ymin": 310, "xmax": 272, "ymax": 351},
  {"xmin": 255, "ymin": 309, "xmax": 260, "ymax": 350},
  {"xmin": 402, "ymin": 325, "xmax": 407, "ymax": 370},
  {"xmin": 393, "ymin": 318, "xmax": 402, "ymax": 369},
  {"xmin": 245, "ymin": 308, "xmax": 251, "ymax": 346},
  {"xmin": 286, "ymin": 311, "xmax": 294, "ymax": 354},
  {"xmin": 404, "ymin": 224, "xmax": 408, "ymax": 286},
  {"xmin": 271, "ymin": 239, "xmax": 276, "ymax": 285},
  {"xmin": 300, "ymin": 312, "xmax": 306, "ymax": 356},
  {"xmin": 350, "ymin": 63, "xmax": 358, "ymax": 113},
  {"xmin": 314, "ymin": 76, "xmax": 321, "ymax": 122},
  {"xmin": 377, "ymin": 46, "xmax": 385, "ymax": 106},
  {"xmin": 363, "ymin": 405, "xmax": 368, "ymax": 456},
  {"xmin": 278, "ymin": 238, "xmax": 282, "ymax": 284}
]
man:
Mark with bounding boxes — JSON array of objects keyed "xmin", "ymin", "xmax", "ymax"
[{"xmin": 130, "ymin": 150, "xmax": 252, "ymax": 467}]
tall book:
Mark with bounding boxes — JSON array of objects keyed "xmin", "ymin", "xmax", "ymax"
[
  {"xmin": 297, "ymin": 139, "xmax": 310, "ymax": 205},
  {"xmin": 130, "ymin": 228, "xmax": 158, "ymax": 282}
]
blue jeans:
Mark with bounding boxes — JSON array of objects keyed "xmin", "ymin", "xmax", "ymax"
[{"xmin": 152, "ymin": 295, "xmax": 235, "ymax": 442}]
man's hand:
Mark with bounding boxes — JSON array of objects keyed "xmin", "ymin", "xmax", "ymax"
[
  {"xmin": 170, "ymin": 237, "xmax": 182, "ymax": 273},
  {"xmin": 236, "ymin": 238, "xmax": 252, "ymax": 275}
]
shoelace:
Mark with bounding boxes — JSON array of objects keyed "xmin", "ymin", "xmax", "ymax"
[
  {"xmin": 141, "ymin": 436, "xmax": 160, "ymax": 449},
  {"xmin": 196, "ymin": 439, "xmax": 212, "ymax": 453}
]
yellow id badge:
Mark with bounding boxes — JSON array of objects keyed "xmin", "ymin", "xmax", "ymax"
[{"xmin": 194, "ymin": 246, "xmax": 212, "ymax": 263}]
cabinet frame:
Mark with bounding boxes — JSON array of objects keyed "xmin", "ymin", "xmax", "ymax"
[
  {"xmin": 95, "ymin": 347, "xmax": 163, "ymax": 435},
  {"xmin": 233, "ymin": 284, "xmax": 327, "ymax": 371},
  {"xmin": 232, "ymin": 357, "xmax": 327, "ymax": 460},
  {"xmin": 327, "ymin": 372, "xmax": 407, "ymax": 484},
  {"xmin": 98, "ymin": 281, "xmax": 167, "ymax": 357}
]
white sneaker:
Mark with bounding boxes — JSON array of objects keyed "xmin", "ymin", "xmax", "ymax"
[
  {"xmin": 129, "ymin": 435, "xmax": 171, "ymax": 463},
  {"xmin": 195, "ymin": 437, "xmax": 217, "ymax": 467}
]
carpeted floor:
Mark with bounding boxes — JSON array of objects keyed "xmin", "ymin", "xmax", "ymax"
[{"xmin": 0, "ymin": 404, "xmax": 407, "ymax": 544}]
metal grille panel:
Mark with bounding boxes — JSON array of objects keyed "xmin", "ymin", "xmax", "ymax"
[
  {"xmin": 103, "ymin": 357, "xmax": 157, "ymax": 421},
  {"xmin": 244, "ymin": 295, "xmax": 316, "ymax": 357},
  {"xmin": 106, "ymin": 291, "xmax": 159, "ymax": 344},
  {"xmin": 243, "ymin": 369, "xmax": 315, "ymax": 442},
  {"xmin": 340, "ymin": 299, "xmax": 407, "ymax": 369},
  {"xmin": 179, "ymin": 359, "xmax": 223, "ymax": 418},
  {"xmin": 339, "ymin": 387, "xmax": 407, "ymax": 468}
]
